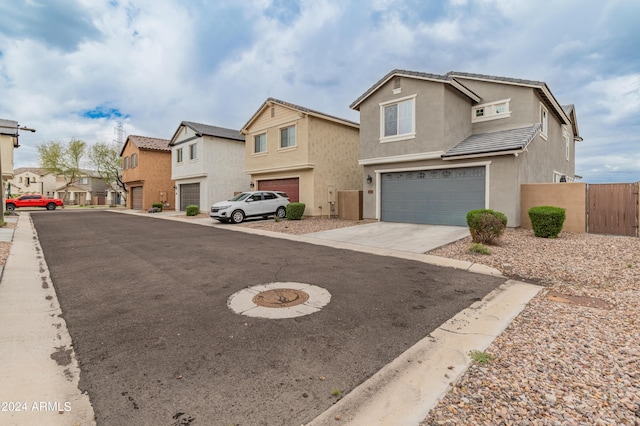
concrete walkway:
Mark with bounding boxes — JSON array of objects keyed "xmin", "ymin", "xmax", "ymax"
[
  {"xmin": 0, "ymin": 214, "xmax": 95, "ymax": 426},
  {"xmin": 0, "ymin": 210, "xmax": 541, "ymax": 426}
]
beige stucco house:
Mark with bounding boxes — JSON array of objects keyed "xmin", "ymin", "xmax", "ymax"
[
  {"xmin": 121, "ymin": 135, "xmax": 174, "ymax": 211},
  {"xmin": 0, "ymin": 119, "xmax": 21, "ymax": 198},
  {"xmin": 8, "ymin": 167, "xmax": 57, "ymax": 197},
  {"xmin": 241, "ymin": 98, "xmax": 361, "ymax": 217},
  {"xmin": 351, "ymin": 70, "xmax": 582, "ymax": 227}
]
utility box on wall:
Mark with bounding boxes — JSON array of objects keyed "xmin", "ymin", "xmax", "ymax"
[{"xmin": 338, "ymin": 190, "xmax": 363, "ymax": 221}]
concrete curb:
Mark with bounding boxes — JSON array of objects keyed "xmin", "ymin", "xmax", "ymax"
[{"xmin": 307, "ymin": 280, "xmax": 542, "ymax": 425}]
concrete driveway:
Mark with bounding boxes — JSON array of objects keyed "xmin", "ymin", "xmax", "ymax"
[
  {"xmin": 305, "ymin": 222, "xmax": 470, "ymax": 253},
  {"xmin": 24, "ymin": 210, "xmax": 507, "ymax": 426}
]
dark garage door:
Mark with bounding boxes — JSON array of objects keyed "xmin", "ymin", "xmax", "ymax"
[
  {"xmin": 258, "ymin": 178, "xmax": 299, "ymax": 202},
  {"xmin": 180, "ymin": 183, "xmax": 200, "ymax": 211},
  {"xmin": 381, "ymin": 166, "xmax": 485, "ymax": 226},
  {"xmin": 131, "ymin": 186, "xmax": 143, "ymax": 210}
]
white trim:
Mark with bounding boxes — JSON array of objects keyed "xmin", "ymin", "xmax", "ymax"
[
  {"xmin": 372, "ymin": 161, "xmax": 492, "ymax": 220},
  {"xmin": 379, "ymin": 94, "xmax": 416, "ymax": 142},
  {"xmin": 563, "ymin": 128, "xmax": 570, "ymax": 161},
  {"xmin": 442, "ymin": 149, "xmax": 524, "ymax": 161},
  {"xmin": 472, "ymin": 98, "xmax": 511, "ymax": 123},
  {"xmin": 539, "ymin": 103, "xmax": 548, "ymax": 140},
  {"xmin": 359, "ymin": 151, "xmax": 445, "ymax": 166}
]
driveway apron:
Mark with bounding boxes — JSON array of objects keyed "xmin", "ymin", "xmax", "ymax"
[{"xmin": 30, "ymin": 210, "xmax": 506, "ymax": 426}]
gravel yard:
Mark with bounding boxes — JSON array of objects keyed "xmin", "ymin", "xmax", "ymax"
[{"xmin": 422, "ymin": 228, "xmax": 640, "ymax": 425}]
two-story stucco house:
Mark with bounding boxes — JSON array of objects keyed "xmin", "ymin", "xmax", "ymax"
[
  {"xmin": 241, "ymin": 98, "xmax": 361, "ymax": 217},
  {"xmin": 9, "ymin": 167, "xmax": 57, "ymax": 197},
  {"xmin": 121, "ymin": 135, "xmax": 174, "ymax": 211},
  {"xmin": 0, "ymin": 119, "xmax": 21, "ymax": 198},
  {"xmin": 169, "ymin": 121, "xmax": 248, "ymax": 211},
  {"xmin": 351, "ymin": 70, "xmax": 582, "ymax": 227}
]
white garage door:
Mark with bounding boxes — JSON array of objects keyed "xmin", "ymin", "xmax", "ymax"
[{"xmin": 380, "ymin": 166, "xmax": 485, "ymax": 226}]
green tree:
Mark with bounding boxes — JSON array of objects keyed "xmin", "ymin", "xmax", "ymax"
[
  {"xmin": 88, "ymin": 142, "xmax": 127, "ymax": 202},
  {"xmin": 37, "ymin": 139, "xmax": 86, "ymax": 204}
]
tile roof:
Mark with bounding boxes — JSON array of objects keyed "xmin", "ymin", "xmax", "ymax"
[
  {"xmin": 242, "ymin": 98, "xmax": 359, "ymax": 132},
  {"xmin": 181, "ymin": 121, "xmax": 245, "ymax": 141},
  {"xmin": 442, "ymin": 124, "xmax": 541, "ymax": 159},
  {"xmin": 127, "ymin": 135, "xmax": 171, "ymax": 151},
  {"xmin": 13, "ymin": 167, "xmax": 50, "ymax": 176},
  {"xmin": 445, "ymin": 71, "xmax": 545, "ymax": 87}
]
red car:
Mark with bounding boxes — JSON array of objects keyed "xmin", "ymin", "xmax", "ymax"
[{"xmin": 5, "ymin": 194, "xmax": 64, "ymax": 211}]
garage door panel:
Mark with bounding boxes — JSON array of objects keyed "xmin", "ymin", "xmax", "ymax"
[
  {"xmin": 258, "ymin": 178, "xmax": 299, "ymax": 202},
  {"xmin": 180, "ymin": 183, "xmax": 200, "ymax": 211},
  {"xmin": 381, "ymin": 166, "xmax": 485, "ymax": 226}
]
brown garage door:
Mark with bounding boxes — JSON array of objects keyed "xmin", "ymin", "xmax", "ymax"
[
  {"xmin": 180, "ymin": 183, "xmax": 200, "ymax": 210},
  {"xmin": 131, "ymin": 186, "xmax": 143, "ymax": 210},
  {"xmin": 258, "ymin": 178, "xmax": 299, "ymax": 202}
]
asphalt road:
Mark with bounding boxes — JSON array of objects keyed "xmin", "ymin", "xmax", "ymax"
[{"xmin": 31, "ymin": 210, "xmax": 506, "ymax": 426}]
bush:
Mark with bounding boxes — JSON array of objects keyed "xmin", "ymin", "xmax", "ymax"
[
  {"xmin": 469, "ymin": 243, "xmax": 491, "ymax": 255},
  {"xmin": 528, "ymin": 206, "xmax": 565, "ymax": 238},
  {"xmin": 286, "ymin": 202, "xmax": 305, "ymax": 220},
  {"xmin": 466, "ymin": 209, "xmax": 507, "ymax": 245},
  {"xmin": 185, "ymin": 205, "xmax": 200, "ymax": 216},
  {"xmin": 152, "ymin": 203, "xmax": 163, "ymax": 211}
]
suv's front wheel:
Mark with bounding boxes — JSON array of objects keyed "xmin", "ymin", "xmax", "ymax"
[{"xmin": 230, "ymin": 209, "xmax": 245, "ymax": 224}]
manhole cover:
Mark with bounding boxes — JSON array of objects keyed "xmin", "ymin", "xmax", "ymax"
[
  {"xmin": 546, "ymin": 291, "xmax": 614, "ymax": 310},
  {"xmin": 227, "ymin": 282, "xmax": 331, "ymax": 319},
  {"xmin": 253, "ymin": 288, "xmax": 309, "ymax": 308}
]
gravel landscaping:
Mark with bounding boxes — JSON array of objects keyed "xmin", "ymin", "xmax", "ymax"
[{"xmin": 422, "ymin": 228, "xmax": 640, "ymax": 425}]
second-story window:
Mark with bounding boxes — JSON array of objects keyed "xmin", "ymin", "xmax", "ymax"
[
  {"xmin": 123, "ymin": 156, "xmax": 130, "ymax": 170},
  {"xmin": 280, "ymin": 126, "xmax": 296, "ymax": 148},
  {"xmin": 189, "ymin": 143, "xmax": 197, "ymax": 160},
  {"xmin": 540, "ymin": 103, "xmax": 548, "ymax": 139},
  {"xmin": 254, "ymin": 133, "xmax": 267, "ymax": 153},
  {"xmin": 177, "ymin": 148, "xmax": 183, "ymax": 163},
  {"xmin": 472, "ymin": 99, "xmax": 511, "ymax": 123},
  {"xmin": 380, "ymin": 95, "xmax": 416, "ymax": 142},
  {"xmin": 131, "ymin": 153, "xmax": 138, "ymax": 168}
]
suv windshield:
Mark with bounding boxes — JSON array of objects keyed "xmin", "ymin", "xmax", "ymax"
[{"xmin": 228, "ymin": 193, "xmax": 251, "ymax": 202}]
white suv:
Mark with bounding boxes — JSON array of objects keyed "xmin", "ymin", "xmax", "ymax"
[{"xmin": 210, "ymin": 191, "xmax": 290, "ymax": 223}]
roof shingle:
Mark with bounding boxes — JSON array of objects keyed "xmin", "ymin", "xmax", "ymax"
[{"xmin": 442, "ymin": 124, "xmax": 541, "ymax": 159}]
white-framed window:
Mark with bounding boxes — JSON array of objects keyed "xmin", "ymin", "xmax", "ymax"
[
  {"xmin": 280, "ymin": 125, "xmax": 296, "ymax": 148},
  {"xmin": 472, "ymin": 99, "xmax": 511, "ymax": 123},
  {"xmin": 176, "ymin": 148, "xmax": 183, "ymax": 163},
  {"xmin": 131, "ymin": 153, "xmax": 138, "ymax": 168},
  {"xmin": 123, "ymin": 156, "xmax": 130, "ymax": 170},
  {"xmin": 540, "ymin": 103, "xmax": 548, "ymax": 139},
  {"xmin": 254, "ymin": 133, "xmax": 267, "ymax": 153},
  {"xmin": 380, "ymin": 95, "xmax": 416, "ymax": 142},
  {"xmin": 563, "ymin": 129, "xmax": 570, "ymax": 161},
  {"xmin": 189, "ymin": 143, "xmax": 197, "ymax": 160},
  {"xmin": 80, "ymin": 177, "xmax": 88, "ymax": 184}
]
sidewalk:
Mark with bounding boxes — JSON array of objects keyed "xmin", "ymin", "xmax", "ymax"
[{"xmin": 0, "ymin": 213, "xmax": 95, "ymax": 426}]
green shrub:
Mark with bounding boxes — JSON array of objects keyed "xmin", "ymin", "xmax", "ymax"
[
  {"xmin": 185, "ymin": 205, "xmax": 200, "ymax": 216},
  {"xmin": 469, "ymin": 243, "xmax": 491, "ymax": 255},
  {"xmin": 152, "ymin": 203, "xmax": 163, "ymax": 211},
  {"xmin": 466, "ymin": 209, "xmax": 507, "ymax": 245},
  {"xmin": 286, "ymin": 202, "xmax": 306, "ymax": 220},
  {"xmin": 528, "ymin": 206, "xmax": 565, "ymax": 238}
]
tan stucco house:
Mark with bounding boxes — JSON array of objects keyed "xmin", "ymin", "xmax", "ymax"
[
  {"xmin": 241, "ymin": 98, "xmax": 361, "ymax": 217},
  {"xmin": 351, "ymin": 70, "xmax": 582, "ymax": 227},
  {"xmin": 8, "ymin": 167, "xmax": 57, "ymax": 197},
  {"xmin": 121, "ymin": 135, "xmax": 174, "ymax": 211},
  {"xmin": 0, "ymin": 119, "xmax": 21, "ymax": 198}
]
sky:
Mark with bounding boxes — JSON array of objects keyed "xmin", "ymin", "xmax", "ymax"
[{"xmin": 0, "ymin": 0, "xmax": 638, "ymax": 183}]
